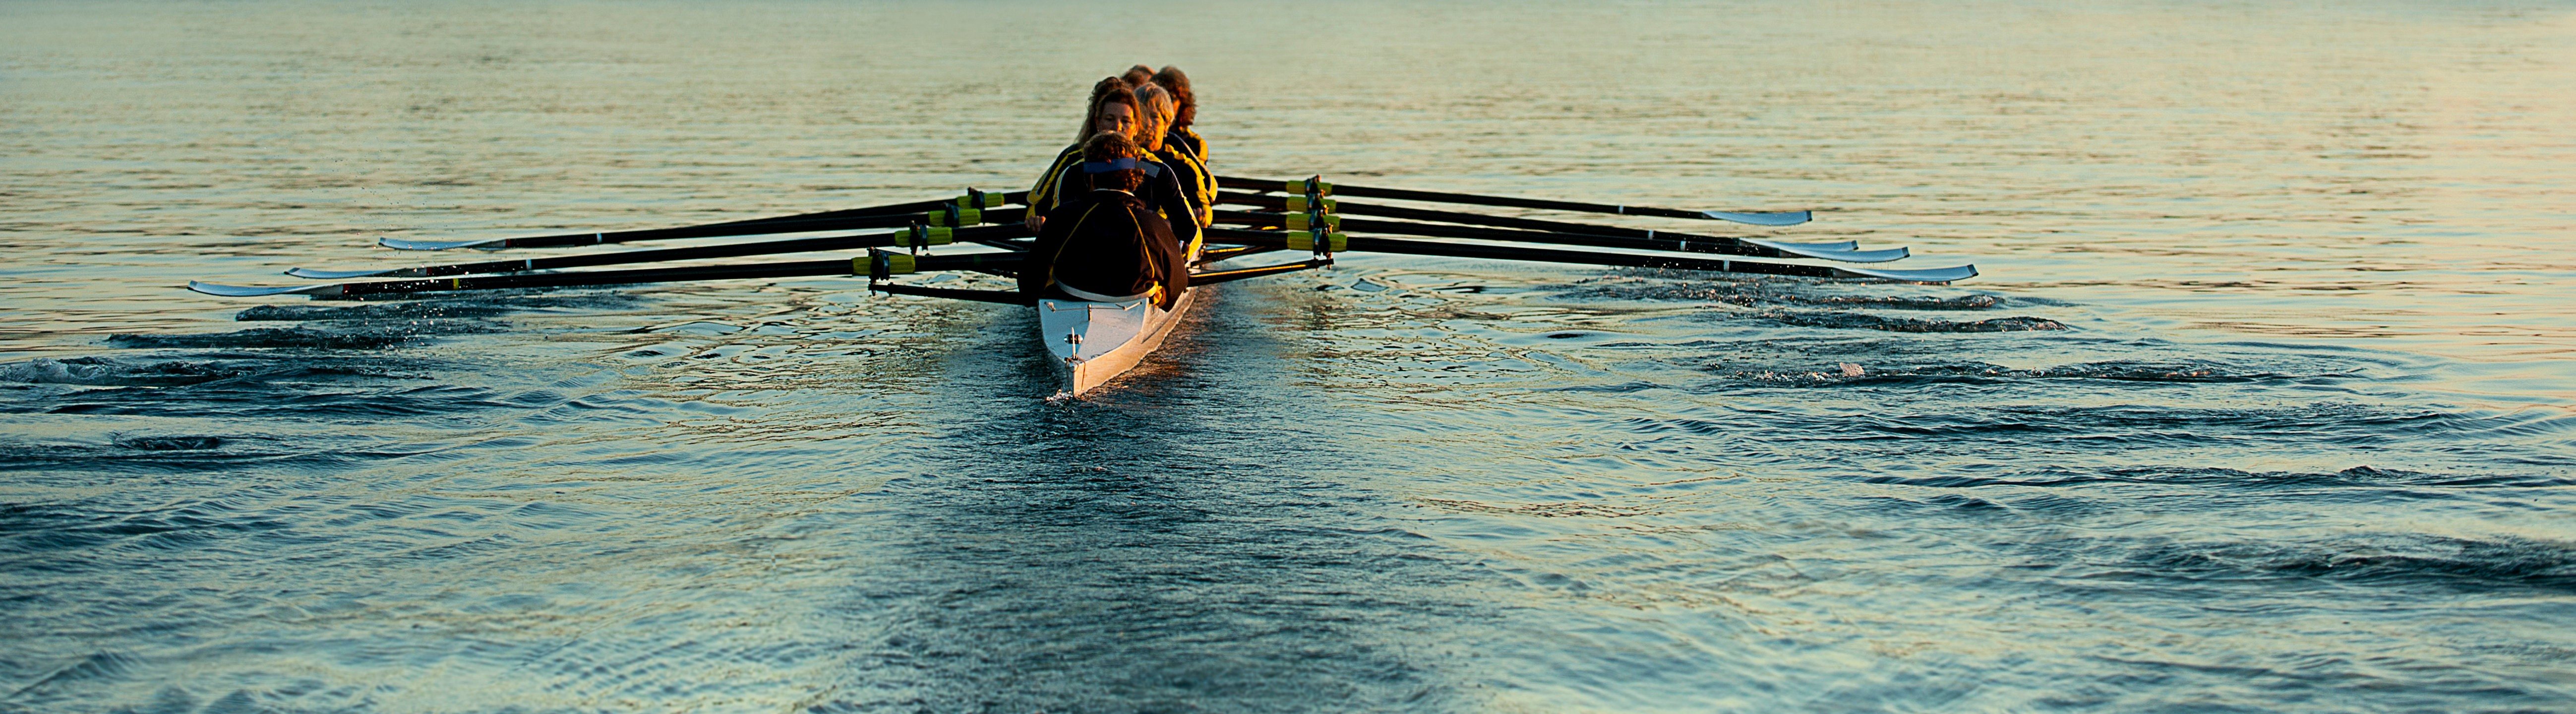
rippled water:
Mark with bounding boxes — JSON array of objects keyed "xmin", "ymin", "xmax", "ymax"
[{"xmin": 5, "ymin": 1, "xmax": 2574, "ymax": 711}]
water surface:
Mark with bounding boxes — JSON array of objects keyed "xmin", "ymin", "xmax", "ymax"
[{"xmin": 3, "ymin": 1, "xmax": 2573, "ymax": 711}]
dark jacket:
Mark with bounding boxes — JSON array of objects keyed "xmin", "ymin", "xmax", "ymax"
[
  {"xmin": 1029, "ymin": 149, "xmax": 1202, "ymax": 249},
  {"xmin": 1020, "ymin": 189, "xmax": 1187, "ymax": 309}
]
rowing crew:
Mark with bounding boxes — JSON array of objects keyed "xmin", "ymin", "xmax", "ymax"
[{"xmin": 1019, "ymin": 65, "xmax": 1209, "ymax": 310}]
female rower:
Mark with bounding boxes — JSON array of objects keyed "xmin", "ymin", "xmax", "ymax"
[
  {"xmin": 1130, "ymin": 81, "xmax": 1212, "ymax": 228},
  {"xmin": 1026, "ymin": 77, "xmax": 1141, "ymax": 231},
  {"xmin": 1027, "ymin": 80, "xmax": 1199, "ymax": 250},
  {"xmin": 1151, "ymin": 65, "xmax": 1205, "ymax": 162}
]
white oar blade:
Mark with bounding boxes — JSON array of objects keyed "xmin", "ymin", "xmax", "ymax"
[
  {"xmin": 286, "ymin": 266, "xmax": 408, "ymax": 279},
  {"xmin": 1702, "ymin": 210, "xmax": 1811, "ymax": 226},
  {"xmin": 1765, "ymin": 239, "xmax": 1857, "ymax": 251},
  {"xmin": 378, "ymin": 236, "xmax": 504, "ymax": 251},
  {"xmin": 187, "ymin": 281, "xmax": 343, "ymax": 297},
  {"xmin": 1743, "ymin": 239, "xmax": 1909, "ymax": 263},
  {"xmin": 1830, "ymin": 264, "xmax": 1978, "ymax": 284}
]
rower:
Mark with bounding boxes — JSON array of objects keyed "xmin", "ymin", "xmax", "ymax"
[
  {"xmin": 1151, "ymin": 65, "xmax": 1205, "ymax": 162},
  {"xmin": 1025, "ymin": 77, "xmax": 1141, "ymax": 232},
  {"xmin": 1121, "ymin": 64, "xmax": 1155, "ymax": 86},
  {"xmin": 1033, "ymin": 91, "xmax": 1200, "ymax": 252},
  {"xmin": 1130, "ymin": 81, "xmax": 1213, "ymax": 228},
  {"xmin": 1020, "ymin": 132, "xmax": 1188, "ymax": 310}
]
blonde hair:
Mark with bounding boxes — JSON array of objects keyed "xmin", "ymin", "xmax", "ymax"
[{"xmin": 1132, "ymin": 81, "xmax": 1177, "ymax": 130}]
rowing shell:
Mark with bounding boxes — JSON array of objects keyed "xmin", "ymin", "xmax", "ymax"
[{"xmin": 1037, "ymin": 243, "xmax": 1202, "ymax": 396}]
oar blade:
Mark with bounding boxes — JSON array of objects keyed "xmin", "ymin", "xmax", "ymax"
[
  {"xmin": 187, "ymin": 281, "xmax": 341, "ymax": 297},
  {"xmin": 379, "ymin": 236, "xmax": 505, "ymax": 251},
  {"xmin": 1831, "ymin": 264, "xmax": 1979, "ymax": 284},
  {"xmin": 1766, "ymin": 239, "xmax": 1858, "ymax": 252},
  {"xmin": 286, "ymin": 266, "xmax": 408, "ymax": 279},
  {"xmin": 1701, "ymin": 210, "xmax": 1811, "ymax": 226},
  {"xmin": 1743, "ymin": 239, "xmax": 1909, "ymax": 263}
]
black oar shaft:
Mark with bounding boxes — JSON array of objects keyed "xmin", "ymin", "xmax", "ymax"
[
  {"xmin": 1341, "ymin": 217, "xmax": 1783, "ymax": 259},
  {"xmin": 492, "ymin": 214, "xmax": 917, "ymax": 249},
  {"xmin": 1355, "ymin": 236, "xmax": 1839, "ymax": 277},
  {"xmin": 480, "ymin": 225, "xmax": 1028, "ymax": 276},
  {"xmin": 409, "ymin": 194, "xmax": 1033, "ymax": 250},
  {"xmin": 495, "ymin": 206, "xmax": 1031, "ymax": 250},
  {"xmin": 417, "ymin": 234, "xmax": 881, "ymax": 277},
  {"xmin": 1191, "ymin": 260, "xmax": 1326, "ymax": 285},
  {"xmin": 1202, "ymin": 228, "xmax": 1842, "ymax": 279},
  {"xmin": 714, "ymin": 191, "xmax": 1028, "ymax": 229},
  {"xmin": 323, "ymin": 246, "xmax": 1021, "ymax": 297},
  {"xmin": 1217, "ymin": 192, "xmax": 1759, "ymax": 246},
  {"xmin": 870, "ymin": 283, "xmax": 1031, "ymax": 305},
  {"xmin": 339, "ymin": 260, "xmax": 860, "ymax": 297},
  {"xmin": 1214, "ymin": 176, "xmax": 1701, "ymax": 220},
  {"xmin": 1208, "ymin": 210, "xmax": 1779, "ymax": 260},
  {"xmin": 1196, "ymin": 244, "xmax": 1284, "ymax": 265}
]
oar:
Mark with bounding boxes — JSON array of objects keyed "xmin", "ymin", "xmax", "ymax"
[
  {"xmin": 379, "ymin": 192, "xmax": 1027, "ymax": 251},
  {"xmin": 1212, "ymin": 192, "xmax": 1881, "ymax": 261},
  {"xmin": 1196, "ymin": 244, "xmax": 1286, "ymax": 265},
  {"xmin": 200, "ymin": 244, "xmax": 1274, "ymax": 305},
  {"xmin": 1205, "ymin": 210, "xmax": 1876, "ymax": 263},
  {"xmin": 1210, "ymin": 205, "xmax": 1901, "ymax": 263},
  {"xmin": 282, "ymin": 224, "xmax": 1033, "ymax": 280},
  {"xmin": 1215, "ymin": 176, "xmax": 1809, "ymax": 226},
  {"xmin": 191, "ymin": 251, "xmax": 1026, "ymax": 299},
  {"xmin": 1203, "ymin": 228, "xmax": 1975, "ymax": 284}
]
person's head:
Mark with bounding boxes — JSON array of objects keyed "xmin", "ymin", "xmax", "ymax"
[
  {"xmin": 1078, "ymin": 76, "xmax": 1140, "ymax": 143},
  {"xmin": 1122, "ymin": 64, "xmax": 1156, "ymax": 86},
  {"xmin": 1131, "ymin": 82, "xmax": 1176, "ymax": 151},
  {"xmin": 1152, "ymin": 66, "xmax": 1195, "ymax": 128},
  {"xmin": 1081, "ymin": 131, "xmax": 1149, "ymax": 193}
]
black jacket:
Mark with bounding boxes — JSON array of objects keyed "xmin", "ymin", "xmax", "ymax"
[
  {"xmin": 1020, "ymin": 189, "xmax": 1187, "ymax": 309},
  {"xmin": 1032, "ymin": 153, "xmax": 1202, "ymax": 249}
]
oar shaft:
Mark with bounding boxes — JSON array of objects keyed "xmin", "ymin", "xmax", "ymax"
[
  {"xmin": 319, "ymin": 245, "xmax": 1023, "ymax": 297},
  {"xmin": 869, "ymin": 283, "xmax": 1031, "ymax": 305},
  {"xmin": 1202, "ymin": 228, "xmax": 1962, "ymax": 281},
  {"xmin": 1191, "ymin": 260, "xmax": 1326, "ymax": 285},
  {"xmin": 495, "ymin": 208, "xmax": 1031, "ymax": 250},
  {"xmin": 337, "ymin": 260, "xmax": 861, "ymax": 297},
  {"xmin": 1209, "ymin": 210, "xmax": 1776, "ymax": 259},
  {"xmin": 1217, "ymin": 192, "xmax": 1739, "ymax": 243},
  {"xmin": 392, "ymin": 195, "xmax": 1032, "ymax": 250},
  {"xmin": 413, "ymin": 233, "xmax": 891, "ymax": 277},
  {"xmin": 1348, "ymin": 235, "xmax": 1837, "ymax": 277},
  {"xmin": 318, "ymin": 224, "xmax": 1035, "ymax": 278},
  {"xmin": 1215, "ymin": 176, "xmax": 1700, "ymax": 219},
  {"xmin": 712, "ymin": 192, "xmax": 1027, "ymax": 229},
  {"xmin": 510, "ymin": 214, "xmax": 918, "ymax": 249},
  {"xmin": 1207, "ymin": 227, "xmax": 1829, "ymax": 276}
]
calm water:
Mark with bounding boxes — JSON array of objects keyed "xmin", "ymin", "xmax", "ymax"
[{"xmin": 4, "ymin": 0, "xmax": 2574, "ymax": 711}]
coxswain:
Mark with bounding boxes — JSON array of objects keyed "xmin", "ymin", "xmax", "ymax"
[
  {"xmin": 1151, "ymin": 65, "xmax": 1205, "ymax": 162},
  {"xmin": 1130, "ymin": 81, "xmax": 1213, "ymax": 227},
  {"xmin": 1020, "ymin": 133, "xmax": 1189, "ymax": 310},
  {"xmin": 1025, "ymin": 77, "xmax": 1141, "ymax": 231}
]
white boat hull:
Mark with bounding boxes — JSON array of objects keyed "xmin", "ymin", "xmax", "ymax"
[{"xmin": 1038, "ymin": 285, "xmax": 1196, "ymax": 397}]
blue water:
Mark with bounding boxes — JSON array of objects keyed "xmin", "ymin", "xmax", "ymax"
[{"xmin": 4, "ymin": 1, "xmax": 2574, "ymax": 711}]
